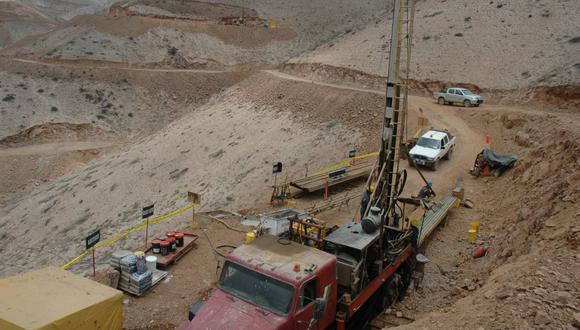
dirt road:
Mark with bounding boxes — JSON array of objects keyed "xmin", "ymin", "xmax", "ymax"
[
  {"xmin": 0, "ymin": 141, "xmax": 114, "ymax": 156},
  {"xmin": 8, "ymin": 57, "xmax": 229, "ymax": 73}
]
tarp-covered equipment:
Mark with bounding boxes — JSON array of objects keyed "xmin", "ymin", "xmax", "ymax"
[{"xmin": 0, "ymin": 267, "xmax": 123, "ymax": 330}]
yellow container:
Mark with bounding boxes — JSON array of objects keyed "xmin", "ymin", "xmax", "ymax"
[
  {"xmin": 470, "ymin": 222, "xmax": 480, "ymax": 231},
  {"xmin": 245, "ymin": 231, "xmax": 257, "ymax": 244},
  {"xmin": 467, "ymin": 229, "xmax": 477, "ymax": 242}
]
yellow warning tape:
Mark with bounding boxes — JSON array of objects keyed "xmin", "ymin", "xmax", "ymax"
[
  {"xmin": 314, "ymin": 151, "xmax": 379, "ymax": 176},
  {"xmin": 62, "ymin": 204, "xmax": 194, "ymax": 270}
]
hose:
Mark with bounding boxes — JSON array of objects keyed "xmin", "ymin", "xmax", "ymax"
[
  {"xmin": 215, "ymin": 244, "xmax": 237, "ymax": 258},
  {"xmin": 207, "ymin": 215, "xmax": 247, "ymax": 233},
  {"xmin": 201, "ymin": 229, "xmax": 221, "ymax": 278}
]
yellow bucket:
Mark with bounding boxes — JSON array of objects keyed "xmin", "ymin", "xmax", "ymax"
[
  {"xmin": 467, "ymin": 229, "xmax": 477, "ymax": 242},
  {"xmin": 470, "ymin": 222, "xmax": 480, "ymax": 231},
  {"xmin": 245, "ymin": 231, "xmax": 257, "ymax": 244}
]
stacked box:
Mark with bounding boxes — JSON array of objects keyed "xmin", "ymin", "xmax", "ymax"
[{"xmin": 110, "ymin": 251, "xmax": 152, "ymax": 295}]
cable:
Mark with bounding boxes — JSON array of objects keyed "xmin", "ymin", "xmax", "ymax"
[
  {"xmin": 207, "ymin": 215, "xmax": 247, "ymax": 233},
  {"xmin": 215, "ymin": 244, "xmax": 237, "ymax": 258},
  {"xmin": 277, "ymin": 237, "xmax": 291, "ymax": 245},
  {"xmin": 201, "ymin": 229, "xmax": 221, "ymax": 279}
]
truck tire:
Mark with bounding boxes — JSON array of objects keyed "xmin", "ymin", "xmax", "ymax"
[
  {"xmin": 408, "ymin": 158, "xmax": 415, "ymax": 168},
  {"xmin": 381, "ymin": 277, "xmax": 399, "ymax": 309},
  {"xmin": 438, "ymin": 97, "xmax": 445, "ymax": 105},
  {"xmin": 444, "ymin": 148, "xmax": 452, "ymax": 160},
  {"xmin": 463, "ymin": 99, "xmax": 471, "ymax": 107},
  {"xmin": 431, "ymin": 159, "xmax": 439, "ymax": 171}
]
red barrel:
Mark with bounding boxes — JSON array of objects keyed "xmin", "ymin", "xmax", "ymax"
[
  {"xmin": 152, "ymin": 239, "xmax": 162, "ymax": 254},
  {"xmin": 160, "ymin": 240, "xmax": 170, "ymax": 256},
  {"xmin": 166, "ymin": 231, "xmax": 176, "ymax": 239},
  {"xmin": 174, "ymin": 232, "xmax": 184, "ymax": 247},
  {"xmin": 167, "ymin": 237, "xmax": 176, "ymax": 251}
]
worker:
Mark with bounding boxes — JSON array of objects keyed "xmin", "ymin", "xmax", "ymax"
[
  {"xmin": 359, "ymin": 185, "xmax": 375, "ymax": 220},
  {"xmin": 417, "ymin": 180, "xmax": 435, "ymax": 200}
]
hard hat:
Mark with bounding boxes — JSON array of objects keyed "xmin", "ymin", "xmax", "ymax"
[
  {"xmin": 427, "ymin": 180, "xmax": 433, "ymax": 188},
  {"xmin": 369, "ymin": 185, "xmax": 375, "ymax": 193}
]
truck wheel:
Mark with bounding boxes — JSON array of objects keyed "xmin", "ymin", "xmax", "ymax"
[
  {"xmin": 408, "ymin": 158, "xmax": 415, "ymax": 168},
  {"xmin": 444, "ymin": 148, "xmax": 452, "ymax": 160},
  {"xmin": 381, "ymin": 277, "xmax": 399, "ymax": 309},
  {"xmin": 438, "ymin": 97, "xmax": 445, "ymax": 105},
  {"xmin": 463, "ymin": 99, "xmax": 471, "ymax": 107},
  {"xmin": 431, "ymin": 160, "xmax": 439, "ymax": 171}
]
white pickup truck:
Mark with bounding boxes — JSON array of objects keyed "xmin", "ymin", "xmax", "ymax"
[
  {"xmin": 408, "ymin": 129, "xmax": 456, "ymax": 170},
  {"xmin": 433, "ymin": 87, "xmax": 483, "ymax": 107}
]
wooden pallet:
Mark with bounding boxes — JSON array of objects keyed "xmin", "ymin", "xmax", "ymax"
[
  {"xmin": 145, "ymin": 233, "xmax": 198, "ymax": 269},
  {"xmin": 119, "ymin": 269, "xmax": 169, "ymax": 297}
]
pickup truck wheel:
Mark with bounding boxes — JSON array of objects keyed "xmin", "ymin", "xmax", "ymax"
[
  {"xmin": 444, "ymin": 148, "xmax": 452, "ymax": 160},
  {"xmin": 408, "ymin": 158, "xmax": 415, "ymax": 168},
  {"xmin": 463, "ymin": 99, "xmax": 471, "ymax": 107},
  {"xmin": 438, "ymin": 97, "xmax": 445, "ymax": 105},
  {"xmin": 431, "ymin": 160, "xmax": 439, "ymax": 171}
]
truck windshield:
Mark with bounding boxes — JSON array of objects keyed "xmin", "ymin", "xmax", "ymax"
[
  {"xmin": 461, "ymin": 89, "xmax": 473, "ymax": 95},
  {"xmin": 417, "ymin": 137, "xmax": 440, "ymax": 149},
  {"xmin": 219, "ymin": 261, "xmax": 295, "ymax": 315}
]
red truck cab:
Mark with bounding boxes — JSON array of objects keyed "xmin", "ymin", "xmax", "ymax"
[{"xmin": 180, "ymin": 235, "xmax": 337, "ymax": 330}]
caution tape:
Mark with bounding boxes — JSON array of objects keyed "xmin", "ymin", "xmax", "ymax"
[
  {"xmin": 62, "ymin": 204, "xmax": 195, "ymax": 270},
  {"xmin": 314, "ymin": 151, "xmax": 378, "ymax": 176}
]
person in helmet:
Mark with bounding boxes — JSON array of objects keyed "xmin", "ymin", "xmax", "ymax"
[{"xmin": 417, "ymin": 180, "xmax": 435, "ymax": 200}]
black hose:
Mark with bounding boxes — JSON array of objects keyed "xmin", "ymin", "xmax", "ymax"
[
  {"xmin": 215, "ymin": 244, "xmax": 237, "ymax": 258},
  {"xmin": 277, "ymin": 237, "xmax": 292, "ymax": 245}
]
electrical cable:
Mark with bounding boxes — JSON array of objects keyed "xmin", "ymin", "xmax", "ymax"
[
  {"xmin": 215, "ymin": 244, "xmax": 237, "ymax": 258},
  {"xmin": 207, "ymin": 215, "xmax": 247, "ymax": 233},
  {"xmin": 277, "ymin": 237, "xmax": 291, "ymax": 245},
  {"xmin": 201, "ymin": 229, "xmax": 221, "ymax": 279}
]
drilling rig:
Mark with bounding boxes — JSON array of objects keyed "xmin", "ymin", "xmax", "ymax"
[{"xmin": 179, "ymin": 1, "xmax": 453, "ymax": 330}]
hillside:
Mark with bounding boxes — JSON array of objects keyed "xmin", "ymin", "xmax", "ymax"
[
  {"xmin": 0, "ymin": 1, "xmax": 55, "ymax": 47},
  {"xmin": 293, "ymin": 0, "xmax": 580, "ymax": 89},
  {"xmin": 2, "ymin": 0, "xmax": 390, "ymax": 66}
]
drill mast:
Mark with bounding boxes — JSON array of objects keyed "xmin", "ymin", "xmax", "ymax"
[{"xmin": 373, "ymin": 0, "xmax": 415, "ymax": 222}]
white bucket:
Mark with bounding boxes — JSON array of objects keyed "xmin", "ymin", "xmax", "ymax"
[{"xmin": 145, "ymin": 256, "xmax": 157, "ymax": 272}]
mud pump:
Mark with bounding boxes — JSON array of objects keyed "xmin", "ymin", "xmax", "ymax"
[{"xmin": 177, "ymin": 1, "xmax": 457, "ymax": 329}]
